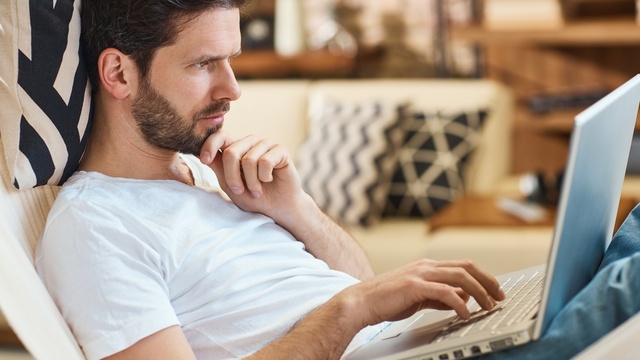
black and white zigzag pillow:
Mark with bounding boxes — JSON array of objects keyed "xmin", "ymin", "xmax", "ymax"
[
  {"xmin": 0, "ymin": 0, "xmax": 92, "ymax": 189},
  {"xmin": 383, "ymin": 107, "xmax": 488, "ymax": 218},
  {"xmin": 297, "ymin": 95, "xmax": 406, "ymax": 226}
]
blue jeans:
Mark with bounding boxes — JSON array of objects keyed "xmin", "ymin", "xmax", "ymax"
[{"xmin": 484, "ymin": 205, "xmax": 640, "ymax": 359}]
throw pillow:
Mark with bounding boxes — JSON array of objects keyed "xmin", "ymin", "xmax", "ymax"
[
  {"xmin": 383, "ymin": 107, "xmax": 488, "ymax": 218},
  {"xmin": 297, "ymin": 94, "xmax": 407, "ymax": 226},
  {"xmin": 0, "ymin": 0, "xmax": 92, "ymax": 189}
]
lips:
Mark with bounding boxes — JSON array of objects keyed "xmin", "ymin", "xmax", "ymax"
[
  {"xmin": 195, "ymin": 101, "xmax": 230, "ymax": 130},
  {"xmin": 199, "ymin": 112, "xmax": 226, "ymax": 127}
]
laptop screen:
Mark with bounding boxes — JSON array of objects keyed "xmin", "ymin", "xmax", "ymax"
[{"xmin": 536, "ymin": 74, "xmax": 640, "ymax": 337}]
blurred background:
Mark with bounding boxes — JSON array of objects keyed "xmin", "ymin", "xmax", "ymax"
[{"xmin": 235, "ymin": 0, "xmax": 640, "ymax": 177}]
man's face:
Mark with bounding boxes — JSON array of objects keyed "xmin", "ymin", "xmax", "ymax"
[
  {"xmin": 132, "ymin": 74, "xmax": 230, "ymax": 155},
  {"xmin": 130, "ymin": 8, "xmax": 242, "ymax": 155}
]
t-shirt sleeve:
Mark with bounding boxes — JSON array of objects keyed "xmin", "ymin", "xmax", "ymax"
[
  {"xmin": 180, "ymin": 154, "xmax": 226, "ymax": 194},
  {"xmin": 36, "ymin": 202, "xmax": 180, "ymax": 360}
]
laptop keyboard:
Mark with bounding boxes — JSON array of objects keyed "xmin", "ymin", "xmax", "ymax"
[{"xmin": 433, "ymin": 270, "xmax": 546, "ymax": 342}]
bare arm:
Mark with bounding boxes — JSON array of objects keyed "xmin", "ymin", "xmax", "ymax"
[
  {"xmin": 247, "ymin": 294, "xmax": 358, "ymax": 360},
  {"xmin": 200, "ymin": 131, "xmax": 374, "ymax": 279},
  {"xmin": 104, "ymin": 260, "xmax": 505, "ymax": 360},
  {"xmin": 283, "ymin": 194, "xmax": 374, "ymax": 280},
  {"xmin": 103, "ymin": 326, "xmax": 196, "ymax": 360},
  {"xmin": 250, "ymin": 259, "xmax": 507, "ymax": 359}
]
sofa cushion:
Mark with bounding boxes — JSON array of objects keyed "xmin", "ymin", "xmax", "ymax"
[
  {"xmin": 228, "ymin": 80, "xmax": 514, "ymax": 195},
  {"xmin": 297, "ymin": 94, "xmax": 406, "ymax": 226},
  {"xmin": 0, "ymin": 0, "xmax": 92, "ymax": 189},
  {"xmin": 383, "ymin": 107, "xmax": 488, "ymax": 217}
]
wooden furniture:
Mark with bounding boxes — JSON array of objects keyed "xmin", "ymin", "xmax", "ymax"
[
  {"xmin": 232, "ymin": 50, "xmax": 357, "ymax": 79},
  {"xmin": 234, "ymin": 0, "xmax": 365, "ymax": 79},
  {"xmin": 428, "ymin": 195, "xmax": 638, "ymax": 234},
  {"xmin": 452, "ymin": 14, "xmax": 640, "ymax": 174},
  {"xmin": 428, "ymin": 196, "xmax": 556, "ymax": 232}
]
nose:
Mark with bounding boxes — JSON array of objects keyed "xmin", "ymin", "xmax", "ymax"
[{"xmin": 212, "ymin": 61, "xmax": 242, "ymax": 102}]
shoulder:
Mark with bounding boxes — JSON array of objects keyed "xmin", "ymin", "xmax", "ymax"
[{"xmin": 41, "ymin": 172, "xmax": 165, "ymax": 257}]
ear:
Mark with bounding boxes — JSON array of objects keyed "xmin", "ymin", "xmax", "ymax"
[{"xmin": 97, "ymin": 48, "xmax": 138, "ymax": 100}]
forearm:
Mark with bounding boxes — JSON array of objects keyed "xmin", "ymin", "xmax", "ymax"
[
  {"xmin": 275, "ymin": 193, "xmax": 375, "ymax": 280},
  {"xmin": 247, "ymin": 294, "xmax": 362, "ymax": 360},
  {"xmin": 204, "ymin": 138, "xmax": 374, "ymax": 279}
]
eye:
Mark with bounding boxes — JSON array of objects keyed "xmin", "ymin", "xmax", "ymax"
[{"xmin": 194, "ymin": 60, "xmax": 209, "ymax": 69}]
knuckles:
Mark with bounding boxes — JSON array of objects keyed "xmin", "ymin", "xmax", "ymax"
[
  {"xmin": 407, "ymin": 258, "xmax": 479, "ymax": 284},
  {"xmin": 221, "ymin": 146, "xmax": 242, "ymax": 162},
  {"xmin": 457, "ymin": 259, "xmax": 476, "ymax": 270},
  {"xmin": 412, "ymin": 258, "xmax": 437, "ymax": 269}
]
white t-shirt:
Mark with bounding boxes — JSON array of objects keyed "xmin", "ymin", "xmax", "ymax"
[{"xmin": 36, "ymin": 155, "xmax": 382, "ymax": 360}]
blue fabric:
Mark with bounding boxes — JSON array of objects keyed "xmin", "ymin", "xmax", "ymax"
[{"xmin": 484, "ymin": 204, "xmax": 640, "ymax": 359}]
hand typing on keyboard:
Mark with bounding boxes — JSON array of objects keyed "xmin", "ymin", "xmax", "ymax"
[{"xmin": 434, "ymin": 271, "xmax": 545, "ymax": 341}]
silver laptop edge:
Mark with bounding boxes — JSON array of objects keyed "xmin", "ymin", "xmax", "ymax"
[{"xmin": 535, "ymin": 74, "xmax": 640, "ymax": 338}]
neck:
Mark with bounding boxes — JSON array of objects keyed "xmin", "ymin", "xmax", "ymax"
[{"xmin": 79, "ymin": 100, "xmax": 195, "ymax": 186}]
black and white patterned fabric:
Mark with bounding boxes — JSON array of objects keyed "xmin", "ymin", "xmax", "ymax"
[
  {"xmin": 297, "ymin": 95, "xmax": 406, "ymax": 226},
  {"xmin": 383, "ymin": 108, "xmax": 488, "ymax": 218},
  {"xmin": 0, "ymin": 0, "xmax": 92, "ymax": 189}
]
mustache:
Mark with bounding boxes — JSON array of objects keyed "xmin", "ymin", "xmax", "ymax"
[{"xmin": 194, "ymin": 101, "xmax": 231, "ymax": 121}]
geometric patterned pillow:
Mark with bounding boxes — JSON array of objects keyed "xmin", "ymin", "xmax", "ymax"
[
  {"xmin": 383, "ymin": 107, "xmax": 488, "ymax": 218},
  {"xmin": 0, "ymin": 0, "xmax": 92, "ymax": 189},
  {"xmin": 297, "ymin": 94, "xmax": 407, "ymax": 226}
]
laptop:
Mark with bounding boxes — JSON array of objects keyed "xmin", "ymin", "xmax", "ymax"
[{"xmin": 347, "ymin": 74, "xmax": 640, "ymax": 360}]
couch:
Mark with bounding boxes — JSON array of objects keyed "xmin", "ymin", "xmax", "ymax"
[{"xmin": 223, "ymin": 79, "xmax": 557, "ymax": 276}]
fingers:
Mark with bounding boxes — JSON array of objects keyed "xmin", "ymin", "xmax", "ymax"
[
  {"xmin": 400, "ymin": 259, "xmax": 505, "ymax": 320},
  {"xmin": 199, "ymin": 129, "xmax": 235, "ymax": 164},
  {"xmin": 425, "ymin": 265, "xmax": 500, "ymax": 313},
  {"xmin": 205, "ymin": 134, "xmax": 290, "ymax": 197},
  {"xmin": 348, "ymin": 259, "xmax": 504, "ymax": 326},
  {"xmin": 431, "ymin": 259, "xmax": 506, "ymax": 302},
  {"xmin": 422, "ymin": 283, "xmax": 472, "ymax": 320},
  {"xmin": 226, "ymin": 137, "xmax": 273, "ymax": 196}
]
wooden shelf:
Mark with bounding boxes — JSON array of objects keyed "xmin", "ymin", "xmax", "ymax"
[
  {"xmin": 452, "ymin": 17, "xmax": 640, "ymax": 46},
  {"xmin": 517, "ymin": 105, "xmax": 640, "ymax": 134},
  {"xmin": 511, "ymin": 104, "xmax": 640, "ymax": 174},
  {"xmin": 231, "ymin": 50, "xmax": 356, "ymax": 79},
  {"xmin": 428, "ymin": 195, "xmax": 636, "ymax": 234},
  {"xmin": 453, "ymin": 7, "xmax": 640, "ymax": 174},
  {"xmin": 516, "ymin": 107, "xmax": 580, "ymax": 134}
]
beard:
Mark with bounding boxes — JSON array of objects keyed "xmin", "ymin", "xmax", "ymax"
[{"xmin": 131, "ymin": 77, "xmax": 230, "ymax": 156}]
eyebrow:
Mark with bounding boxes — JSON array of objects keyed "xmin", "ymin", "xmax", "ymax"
[{"xmin": 189, "ymin": 49, "xmax": 243, "ymax": 64}]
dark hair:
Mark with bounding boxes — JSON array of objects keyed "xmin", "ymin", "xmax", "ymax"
[{"xmin": 81, "ymin": 0, "xmax": 251, "ymax": 89}]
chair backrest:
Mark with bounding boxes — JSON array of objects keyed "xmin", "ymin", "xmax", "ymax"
[{"xmin": 0, "ymin": 143, "xmax": 84, "ymax": 359}]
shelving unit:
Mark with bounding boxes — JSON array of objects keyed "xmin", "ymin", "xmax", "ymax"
[
  {"xmin": 232, "ymin": 50, "xmax": 356, "ymax": 79},
  {"xmin": 452, "ymin": 13, "xmax": 640, "ymax": 174},
  {"xmin": 452, "ymin": 17, "xmax": 640, "ymax": 45},
  {"xmin": 234, "ymin": 0, "xmax": 363, "ymax": 79}
]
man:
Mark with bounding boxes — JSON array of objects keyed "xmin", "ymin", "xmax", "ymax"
[
  {"xmin": 36, "ymin": 1, "xmax": 504, "ymax": 359},
  {"xmin": 36, "ymin": 1, "xmax": 640, "ymax": 359}
]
